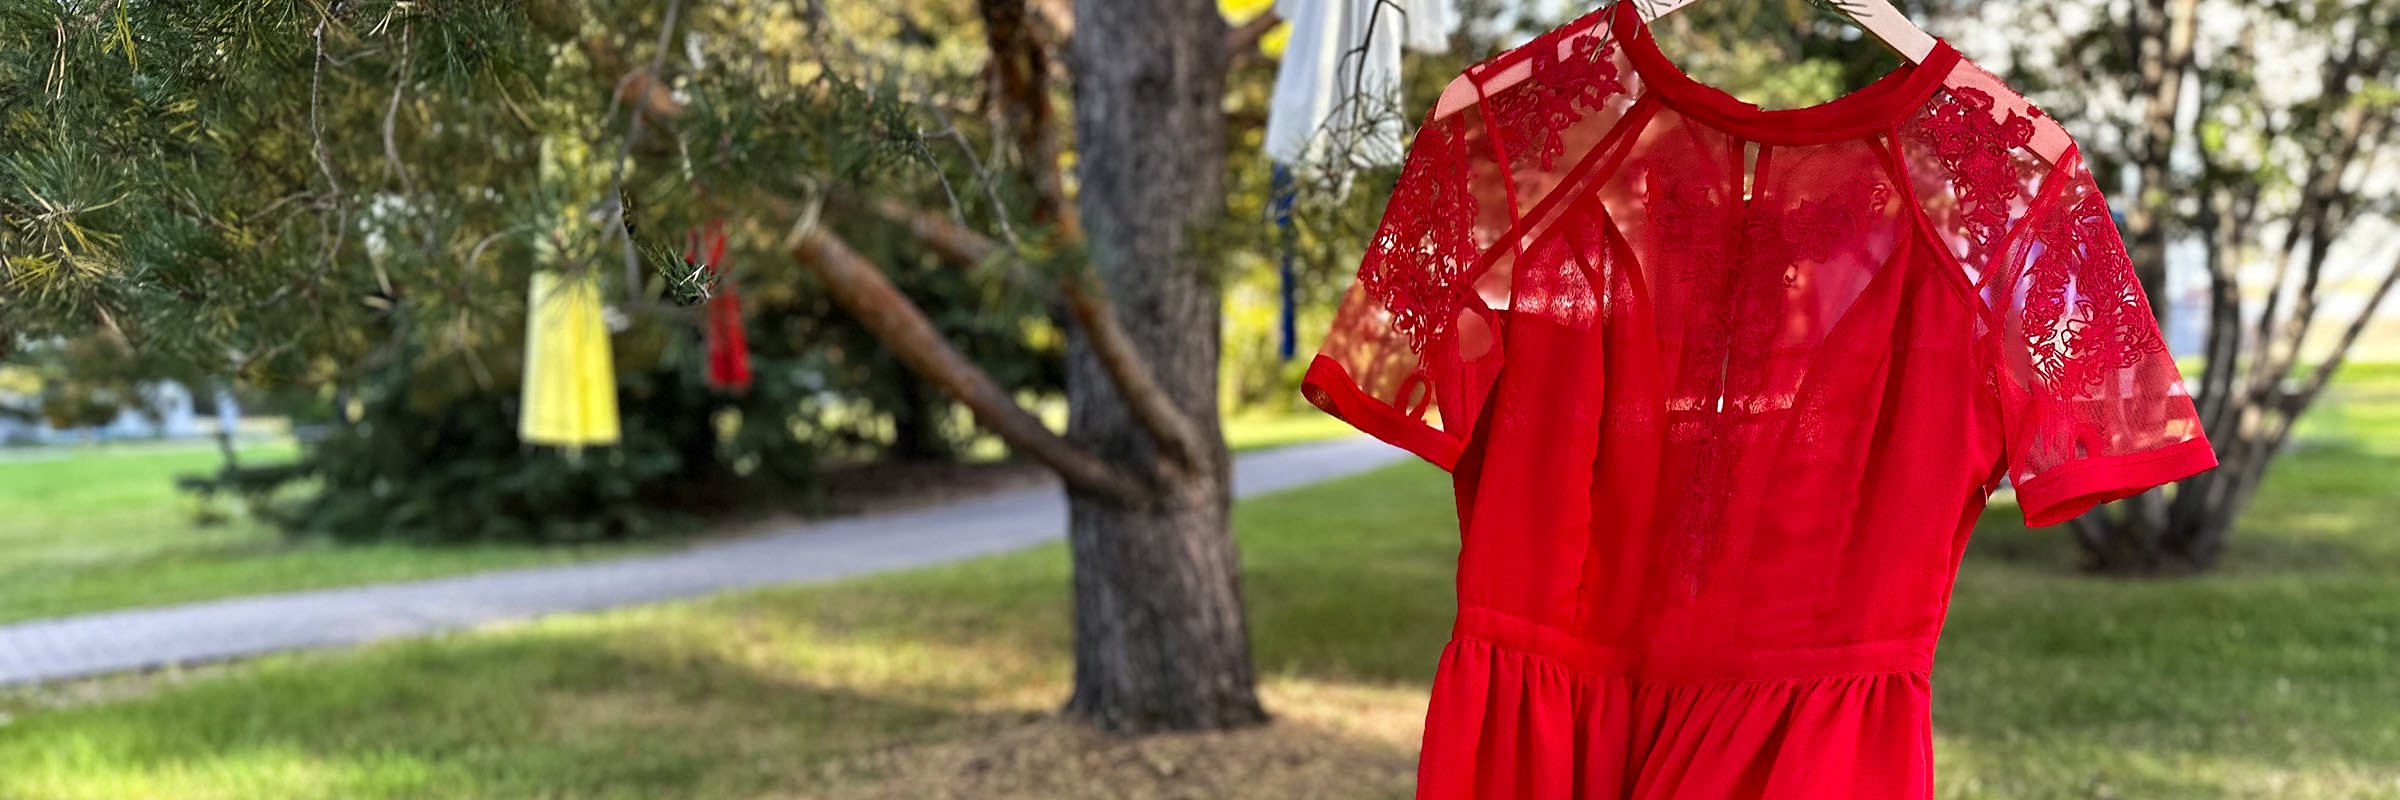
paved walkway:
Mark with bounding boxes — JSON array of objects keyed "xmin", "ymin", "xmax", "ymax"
[{"xmin": 0, "ymin": 438, "xmax": 1407, "ymax": 686}]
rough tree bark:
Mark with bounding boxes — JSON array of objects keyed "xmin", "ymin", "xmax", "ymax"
[
  {"xmin": 782, "ymin": 0, "xmax": 1265, "ymax": 731},
  {"xmin": 1056, "ymin": 0, "xmax": 1264, "ymax": 732}
]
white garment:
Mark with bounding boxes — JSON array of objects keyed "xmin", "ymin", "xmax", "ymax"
[
  {"xmin": 214, "ymin": 381, "xmax": 241, "ymax": 436},
  {"xmin": 1264, "ymin": 0, "xmax": 1454, "ymax": 168}
]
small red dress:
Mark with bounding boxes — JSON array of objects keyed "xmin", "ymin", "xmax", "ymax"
[{"xmin": 1302, "ymin": 4, "xmax": 2218, "ymax": 797}]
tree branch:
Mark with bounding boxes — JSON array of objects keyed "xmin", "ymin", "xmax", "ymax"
[
  {"xmin": 598, "ymin": 0, "xmax": 685, "ymax": 302},
  {"xmin": 2248, "ymin": 31, "xmax": 2387, "ymax": 407},
  {"xmin": 2250, "ymin": 74, "xmax": 2374, "ymax": 405},
  {"xmin": 790, "ymin": 225, "xmax": 1144, "ymax": 501},
  {"xmin": 1059, "ymin": 278, "xmax": 1215, "ymax": 471},
  {"xmin": 870, "ymin": 195, "xmax": 999, "ymax": 263},
  {"xmin": 979, "ymin": 0, "xmax": 1077, "ymax": 236},
  {"xmin": 2296, "ymin": 250, "xmax": 2400, "ymax": 404},
  {"xmin": 2188, "ymin": 28, "xmax": 2258, "ymax": 443},
  {"xmin": 2194, "ymin": 183, "xmax": 2247, "ymax": 440},
  {"xmin": 309, "ymin": 3, "xmax": 347, "ymax": 205},
  {"xmin": 861, "ymin": 196, "xmax": 1213, "ymax": 472},
  {"xmin": 530, "ymin": 0, "xmax": 688, "ymax": 125},
  {"xmin": 307, "ymin": 1, "xmax": 352, "ymax": 291},
  {"xmin": 571, "ymin": 0, "xmax": 1219, "ymax": 476},
  {"xmin": 977, "ymin": 0, "xmax": 1218, "ymax": 474},
  {"xmin": 380, "ymin": 24, "xmax": 415, "ymax": 201},
  {"xmin": 1226, "ymin": 9, "xmax": 1283, "ymax": 67}
]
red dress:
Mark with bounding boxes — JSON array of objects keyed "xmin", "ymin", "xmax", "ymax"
[{"xmin": 1301, "ymin": 4, "xmax": 2218, "ymax": 797}]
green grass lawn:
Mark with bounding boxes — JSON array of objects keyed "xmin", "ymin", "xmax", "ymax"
[
  {"xmin": 0, "ymin": 442, "xmax": 642, "ymax": 625},
  {"xmin": 1221, "ymin": 411, "xmax": 1364, "ymax": 452},
  {"xmin": 0, "ymin": 416, "xmax": 1361, "ymax": 624},
  {"xmin": 0, "ymin": 376, "xmax": 2393, "ymax": 798}
]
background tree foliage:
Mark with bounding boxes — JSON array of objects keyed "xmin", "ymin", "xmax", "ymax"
[
  {"xmin": 1947, "ymin": 0, "xmax": 2400, "ymax": 571},
  {"xmin": 0, "ymin": 0, "xmax": 1062, "ymax": 540}
]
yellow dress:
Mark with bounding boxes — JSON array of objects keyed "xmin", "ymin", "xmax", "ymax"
[{"xmin": 519, "ymin": 270, "xmax": 621, "ymax": 446}]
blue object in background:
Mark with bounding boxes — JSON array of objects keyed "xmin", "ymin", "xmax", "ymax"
[{"xmin": 1273, "ymin": 162, "xmax": 1300, "ymax": 362}]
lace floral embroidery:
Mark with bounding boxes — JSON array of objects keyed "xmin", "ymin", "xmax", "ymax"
[
  {"xmin": 1673, "ymin": 179, "xmax": 1890, "ymax": 597},
  {"xmin": 1645, "ymin": 162, "xmax": 1731, "ymax": 278},
  {"xmin": 1488, "ymin": 33, "xmax": 1626, "ymax": 170},
  {"xmin": 1639, "ymin": 160, "xmax": 1734, "ymax": 443},
  {"xmin": 2023, "ymin": 193, "xmax": 2165, "ymax": 393},
  {"xmin": 1360, "ymin": 113, "xmax": 1477, "ymax": 353},
  {"xmin": 1727, "ymin": 179, "xmax": 1890, "ymax": 413},
  {"xmin": 1914, "ymin": 87, "xmax": 2034, "ymax": 252},
  {"xmin": 1768, "ymin": 180, "xmax": 1892, "ymax": 462},
  {"xmin": 1769, "ymin": 180, "xmax": 1893, "ymax": 266}
]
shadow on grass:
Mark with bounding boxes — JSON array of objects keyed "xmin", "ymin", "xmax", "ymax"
[
  {"xmin": 1932, "ymin": 652, "xmax": 2400, "ymax": 798},
  {"xmin": 1930, "ymin": 730, "xmax": 2365, "ymax": 799},
  {"xmin": 0, "ymin": 584, "xmax": 1428, "ymax": 799},
  {"xmin": 710, "ymin": 462, "xmax": 1467, "ymax": 691},
  {"xmin": 803, "ymin": 711, "xmax": 1417, "ymax": 800},
  {"xmin": 1938, "ymin": 511, "xmax": 2400, "ymax": 796},
  {"xmin": 8, "ymin": 449, "xmax": 2397, "ymax": 797},
  {"xmin": 0, "ymin": 622, "xmax": 1028, "ymax": 799}
]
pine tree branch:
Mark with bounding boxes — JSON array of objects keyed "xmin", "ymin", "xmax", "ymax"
[
  {"xmin": 924, "ymin": 105, "xmax": 1021, "ymax": 245},
  {"xmin": 380, "ymin": 23, "xmax": 415, "ymax": 201},
  {"xmin": 310, "ymin": 7, "xmax": 344, "ymax": 203},
  {"xmin": 600, "ymin": 0, "xmax": 686, "ymax": 301},
  {"xmin": 553, "ymin": 4, "xmax": 1203, "ymax": 483},
  {"xmin": 562, "ymin": 0, "xmax": 1215, "ymax": 475},
  {"xmin": 527, "ymin": 0, "xmax": 686, "ymax": 296},
  {"xmin": 789, "ymin": 224, "xmax": 1142, "ymax": 502},
  {"xmin": 308, "ymin": 1, "xmax": 352, "ymax": 292},
  {"xmin": 528, "ymin": 0, "xmax": 681, "ymax": 124}
]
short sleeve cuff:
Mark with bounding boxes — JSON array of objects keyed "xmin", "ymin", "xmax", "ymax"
[
  {"xmin": 2013, "ymin": 437, "xmax": 2219, "ymax": 528},
  {"xmin": 1301, "ymin": 355, "xmax": 1463, "ymax": 471}
]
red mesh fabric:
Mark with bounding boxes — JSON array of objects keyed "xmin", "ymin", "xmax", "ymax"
[
  {"xmin": 1302, "ymin": 106, "xmax": 1506, "ymax": 470},
  {"xmin": 1982, "ymin": 149, "xmax": 2210, "ymax": 525},
  {"xmin": 1303, "ymin": 19, "xmax": 1639, "ymax": 470},
  {"xmin": 1300, "ymin": 3, "xmax": 2217, "ymax": 797}
]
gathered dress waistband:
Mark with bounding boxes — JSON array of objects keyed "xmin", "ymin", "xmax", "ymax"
[{"xmin": 1451, "ymin": 606, "xmax": 1937, "ymax": 684}]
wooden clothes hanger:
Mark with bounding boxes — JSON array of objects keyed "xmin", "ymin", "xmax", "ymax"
[
  {"xmin": 1429, "ymin": 0, "xmax": 2069, "ymax": 163},
  {"xmin": 1434, "ymin": 0, "xmax": 1934, "ymax": 119}
]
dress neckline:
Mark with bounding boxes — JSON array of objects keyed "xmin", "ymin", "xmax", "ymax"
[{"xmin": 1606, "ymin": 1, "xmax": 1958, "ymax": 145}]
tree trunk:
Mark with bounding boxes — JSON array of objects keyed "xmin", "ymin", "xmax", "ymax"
[
  {"xmin": 1063, "ymin": 474, "xmax": 1261, "ymax": 730},
  {"xmin": 1060, "ymin": 0, "xmax": 1265, "ymax": 732},
  {"xmin": 889, "ymin": 375, "xmax": 956, "ymax": 461},
  {"xmin": 2121, "ymin": 0, "xmax": 2200, "ymax": 312},
  {"xmin": 2074, "ymin": 503, "xmax": 2192, "ymax": 575}
]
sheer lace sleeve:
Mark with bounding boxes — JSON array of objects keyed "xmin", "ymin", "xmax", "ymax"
[
  {"xmin": 1984, "ymin": 149, "xmax": 2216, "ymax": 526},
  {"xmin": 1303, "ymin": 107, "xmax": 1512, "ymax": 470}
]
